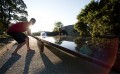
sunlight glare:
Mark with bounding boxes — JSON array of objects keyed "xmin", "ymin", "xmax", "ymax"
[
  {"xmin": 28, "ymin": 16, "xmax": 55, "ymax": 33},
  {"xmin": 29, "ymin": 25, "xmax": 40, "ymax": 33}
]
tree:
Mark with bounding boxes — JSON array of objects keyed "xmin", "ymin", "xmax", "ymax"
[
  {"xmin": 74, "ymin": 0, "xmax": 120, "ymax": 37},
  {"xmin": 74, "ymin": 22, "xmax": 88, "ymax": 36},
  {"xmin": 0, "ymin": 0, "xmax": 28, "ymax": 34},
  {"xmin": 53, "ymin": 21, "xmax": 63, "ymax": 32}
]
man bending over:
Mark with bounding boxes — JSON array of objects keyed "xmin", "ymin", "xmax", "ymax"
[{"xmin": 7, "ymin": 18, "xmax": 36, "ymax": 55}]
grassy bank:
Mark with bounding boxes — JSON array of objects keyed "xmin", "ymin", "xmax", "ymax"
[{"xmin": 0, "ymin": 34, "xmax": 13, "ymax": 51}]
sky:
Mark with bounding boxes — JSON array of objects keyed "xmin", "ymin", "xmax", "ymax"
[{"xmin": 23, "ymin": 0, "xmax": 91, "ymax": 32}]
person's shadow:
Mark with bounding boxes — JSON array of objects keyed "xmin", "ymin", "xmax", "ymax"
[
  {"xmin": 36, "ymin": 40, "xmax": 57, "ymax": 74},
  {"xmin": 23, "ymin": 50, "xmax": 35, "ymax": 74},
  {"xmin": 36, "ymin": 39, "xmax": 44, "ymax": 53},
  {"xmin": 36, "ymin": 40, "xmax": 76, "ymax": 74},
  {"xmin": 36, "ymin": 52, "xmax": 64, "ymax": 74},
  {"xmin": 40, "ymin": 53, "xmax": 53, "ymax": 66},
  {"xmin": 0, "ymin": 55, "xmax": 21, "ymax": 74}
]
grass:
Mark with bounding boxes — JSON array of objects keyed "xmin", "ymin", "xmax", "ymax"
[{"xmin": 0, "ymin": 34, "xmax": 13, "ymax": 51}]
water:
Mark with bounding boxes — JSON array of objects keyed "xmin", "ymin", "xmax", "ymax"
[{"xmin": 38, "ymin": 36, "xmax": 118, "ymax": 68}]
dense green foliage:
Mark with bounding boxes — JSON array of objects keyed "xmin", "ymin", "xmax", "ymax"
[
  {"xmin": 74, "ymin": 0, "xmax": 120, "ymax": 37},
  {"xmin": 53, "ymin": 21, "xmax": 63, "ymax": 32},
  {"xmin": 0, "ymin": 0, "xmax": 28, "ymax": 34}
]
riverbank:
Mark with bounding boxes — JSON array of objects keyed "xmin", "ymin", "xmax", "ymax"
[{"xmin": 0, "ymin": 37, "xmax": 15, "ymax": 57}]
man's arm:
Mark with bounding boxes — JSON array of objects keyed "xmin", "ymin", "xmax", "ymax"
[
  {"xmin": 27, "ymin": 28, "xmax": 33, "ymax": 36},
  {"xmin": 26, "ymin": 28, "xmax": 41, "ymax": 40}
]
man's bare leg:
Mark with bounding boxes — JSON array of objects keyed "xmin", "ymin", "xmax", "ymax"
[
  {"xmin": 25, "ymin": 37, "xmax": 33, "ymax": 51},
  {"xmin": 25, "ymin": 37, "xmax": 30, "ymax": 50},
  {"xmin": 12, "ymin": 42, "xmax": 25, "ymax": 54}
]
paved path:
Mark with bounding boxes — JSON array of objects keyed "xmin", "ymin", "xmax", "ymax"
[{"xmin": 0, "ymin": 37, "xmax": 117, "ymax": 74}]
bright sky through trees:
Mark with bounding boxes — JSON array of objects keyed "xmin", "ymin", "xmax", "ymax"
[{"xmin": 24, "ymin": 0, "xmax": 91, "ymax": 32}]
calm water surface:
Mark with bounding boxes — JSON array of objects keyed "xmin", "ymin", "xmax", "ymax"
[{"xmin": 39, "ymin": 36, "xmax": 118, "ymax": 68}]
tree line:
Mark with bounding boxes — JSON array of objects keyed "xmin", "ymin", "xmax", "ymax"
[
  {"xmin": 0, "ymin": 0, "xmax": 28, "ymax": 35},
  {"xmin": 74, "ymin": 0, "xmax": 120, "ymax": 37},
  {"xmin": 1, "ymin": 0, "xmax": 120, "ymax": 37}
]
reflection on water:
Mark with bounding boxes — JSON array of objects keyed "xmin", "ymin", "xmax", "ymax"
[
  {"xmin": 42, "ymin": 36, "xmax": 118, "ymax": 58},
  {"xmin": 60, "ymin": 41, "xmax": 76, "ymax": 51},
  {"xmin": 74, "ymin": 37, "xmax": 118, "ymax": 62},
  {"xmin": 38, "ymin": 36, "xmax": 119, "ymax": 73},
  {"xmin": 42, "ymin": 36, "xmax": 118, "ymax": 68}
]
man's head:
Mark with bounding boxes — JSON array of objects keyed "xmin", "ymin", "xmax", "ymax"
[{"xmin": 30, "ymin": 18, "xmax": 36, "ymax": 25}]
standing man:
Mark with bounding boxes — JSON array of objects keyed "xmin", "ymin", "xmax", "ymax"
[{"xmin": 7, "ymin": 18, "xmax": 36, "ymax": 55}]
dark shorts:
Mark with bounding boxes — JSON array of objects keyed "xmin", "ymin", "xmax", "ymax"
[{"xmin": 7, "ymin": 32, "xmax": 27, "ymax": 44}]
